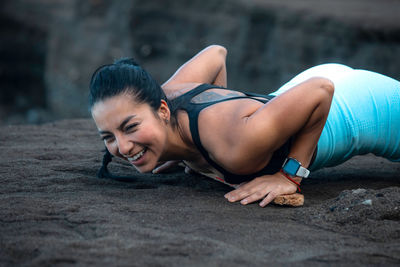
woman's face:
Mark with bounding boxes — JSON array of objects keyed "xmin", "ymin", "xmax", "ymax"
[{"xmin": 91, "ymin": 93, "xmax": 169, "ymax": 173}]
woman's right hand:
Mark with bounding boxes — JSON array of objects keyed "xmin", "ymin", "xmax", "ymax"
[{"xmin": 152, "ymin": 160, "xmax": 194, "ymax": 174}]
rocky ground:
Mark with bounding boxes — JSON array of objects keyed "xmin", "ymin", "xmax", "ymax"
[{"xmin": 0, "ymin": 119, "xmax": 399, "ymax": 266}]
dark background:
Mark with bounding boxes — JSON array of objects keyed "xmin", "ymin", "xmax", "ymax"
[{"xmin": 1, "ymin": 0, "xmax": 400, "ymax": 125}]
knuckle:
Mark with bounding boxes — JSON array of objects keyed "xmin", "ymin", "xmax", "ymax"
[
  {"xmin": 269, "ymin": 191, "xmax": 277, "ymax": 199},
  {"xmin": 254, "ymin": 191, "xmax": 264, "ymax": 198}
]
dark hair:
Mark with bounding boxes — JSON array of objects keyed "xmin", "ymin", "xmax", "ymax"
[
  {"xmin": 89, "ymin": 58, "xmax": 170, "ymax": 111},
  {"xmin": 89, "ymin": 58, "xmax": 174, "ymax": 181}
]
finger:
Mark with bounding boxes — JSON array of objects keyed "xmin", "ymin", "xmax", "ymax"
[
  {"xmin": 259, "ymin": 191, "xmax": 278, "ymax": 207},
  {"xmin": 152, "ymin": 161, "xmax": 179, "ymax": 173},
  {"xmin": 225, "ymin": 182, "xmax": 245, "ymax": 193},
  {"xmin": 237, "ymin": 182, "xmax": 248, "ymax": 188},
  {"xmin": 237, "ymin": 181, "xmax": 249, "ymax": 188},
  {"xmin": 240, "ymin": 190, "xmax": 268, "ymax": 205},
  {"xmin": 184, "ymin": 166, "xmax": 195, "ymax": 174},
  {"xmin": 224, "ymin": 180, "xmax": 262, "ymax": 202},
  {"xmin": 224, "ymin": 188, "xmax": 253, "ymax": 202}
]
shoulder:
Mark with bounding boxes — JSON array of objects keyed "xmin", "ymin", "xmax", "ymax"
[
  {"xmin": 162, "ymin": 82, "xmax": 201, "ymax": 100},
  {"xmin": 196, "ymin": 98, "xmax": 273, "ymax": 174}
]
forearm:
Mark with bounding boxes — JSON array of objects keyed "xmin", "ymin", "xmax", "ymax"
[
  {"xmin": 162, "ymin": 45, "xmax": 227, "ymax": 87},
  {"xmin": 288, "ymin": 97, "xmax": 331, "ymax": 167},
  {"xmin": 211, "ymin": 57, "xmax": 227, "ymax": 87},
  {"xmin": 284, "ymin": 81, "xmax": 334, "ymax": 183}
]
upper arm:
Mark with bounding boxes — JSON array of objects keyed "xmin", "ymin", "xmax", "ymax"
[
  {"xmin": 241, "ymin": 77, "xmax": 334, "ymax": 152},
  {"xmin": 203, "ymin": 77, "xmax": 334, "ymax": 173},
  {"xmin": 162, "ymin": 45, "xmax": 227, "ymax": 91}
]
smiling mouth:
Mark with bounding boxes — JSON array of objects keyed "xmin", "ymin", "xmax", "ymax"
[{"xmin": 127, "ymin": 148, "xmax": 147, "ymax": 162}]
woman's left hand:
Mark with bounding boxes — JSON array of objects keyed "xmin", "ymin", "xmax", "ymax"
[{"xmin": 224, "ymin": 172, "xmax": 298, "ymax": 207}]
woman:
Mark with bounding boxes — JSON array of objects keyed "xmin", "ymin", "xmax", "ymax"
[{"xmin": 89, "ymin": 45, "xmax": 400, "ymax": 207}]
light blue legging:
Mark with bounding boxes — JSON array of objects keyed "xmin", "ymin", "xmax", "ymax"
[{"xmin": 270, "ymin": 64, "xmax": 400, "ymax": 170}]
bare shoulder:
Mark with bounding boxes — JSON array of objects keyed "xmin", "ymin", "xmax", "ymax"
[
  {"xmin": 197, "ymin": 98, "xmax": 273, "ymax": 174},
  {"xmin": 162, "ymin": 83, "xmax": 201, "ymax": 100}
]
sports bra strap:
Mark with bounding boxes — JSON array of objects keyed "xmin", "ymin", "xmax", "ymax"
[{"xmin": 171, "ymin": 84, "xmax": 289, "ymax": 184}]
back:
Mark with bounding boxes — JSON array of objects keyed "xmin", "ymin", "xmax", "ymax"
[{"xmin": 171, "ymin": 84, "xmax": 292, "ymax": 184}]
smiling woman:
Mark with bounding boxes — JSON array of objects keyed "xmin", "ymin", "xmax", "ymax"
[
  {"xmin": 92, "ymin": 97, "xmax": 165, "ymax": 172},
  {"xmin": 89, "ymin": 45, "xmax": 400, "ymax": 207},
  {"xmin": 90, "ymin": 59, "xmax": 185, "ymax": 173}
]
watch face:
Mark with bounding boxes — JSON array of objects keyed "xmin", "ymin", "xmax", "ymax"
[{"xmin": 283, "ymin": 158, "xmax": 300, "ymax": 176}]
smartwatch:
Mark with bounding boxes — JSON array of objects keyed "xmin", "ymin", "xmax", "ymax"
[{"xmin": 282, "ymin": 157, "xmax": 310, "ymax": 178}]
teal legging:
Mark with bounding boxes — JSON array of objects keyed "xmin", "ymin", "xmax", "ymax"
[{"xmin": 270, "ymin": 64, "xmax": 400, "ymax": 170}]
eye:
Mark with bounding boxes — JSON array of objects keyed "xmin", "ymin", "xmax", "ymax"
[
  {"xmin": 101, "ymin": 135, "xmax": 115, "ymax": 143},
  {"xmin": 125, "ymin": 123, "xmax": 139, "ymax": 132}
]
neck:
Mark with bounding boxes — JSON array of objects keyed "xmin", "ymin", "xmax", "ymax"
[{"xmin": 160, "ymin": 123, "xmax": 199, "ymax": 162}]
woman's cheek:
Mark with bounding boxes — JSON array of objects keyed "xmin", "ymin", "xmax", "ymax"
[
  {"xmin": 138, "ymin": 126, "xmax": 160, "ymax": 144},
  {"xmin": 105, "ymin": 142, "xmax": 119, "ymax": 158}
]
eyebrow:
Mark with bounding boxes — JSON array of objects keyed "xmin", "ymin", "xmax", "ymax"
[{"xmin": 98, "ymin": 115, "xmax": 136, "ymax": 135}]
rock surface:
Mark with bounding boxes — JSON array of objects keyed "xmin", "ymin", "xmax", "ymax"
[
  {"xmin": 0, "ymin": 119, "xmax": 399, "ymax": 266},
  {"xmin": 1, "ymin": 0, "xmax": 400, "ymax": 123}
]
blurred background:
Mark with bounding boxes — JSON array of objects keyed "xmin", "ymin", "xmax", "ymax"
[{"xmin": 1, "ymin": 0, "xmax": 399, "ymax": 125}]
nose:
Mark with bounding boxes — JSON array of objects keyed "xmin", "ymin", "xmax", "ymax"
[{"xmin": 116, "ymin": 135, "xmax": 134, "ymax": 157}]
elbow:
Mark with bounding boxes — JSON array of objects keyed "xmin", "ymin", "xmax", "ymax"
[
  {"xmin": 308, "ymin": 77, "xmax": 334, "ymax": 101},
  {"xmin": 317, "ymin": 77, "xmax": 335, "ymax": 97},
  {"xmin": 321, "ymin": 78, "xmax": 334, "ymax": 96},
  {"xmin": 314, "ymin": 77, "xmax": 334, "ymax": 116},
  {"xmin": 208, "ymin": 44, "xmax": 227, "ymax": 57},
  {"xmin": 321, "ymin": 79, "xmax": 334, "ymax": 109},
  {"xmin": 305, "ymin": 77, "xmax": 335, "ymax": 113},
  {"xmin": 218, "ymin": 45, "xmax": 227, "ymax": 57}
]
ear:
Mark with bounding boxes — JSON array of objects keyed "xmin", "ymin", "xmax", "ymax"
[{"xmin": 157, "ymin": 99, "xmax": 171, "ymax": 122}]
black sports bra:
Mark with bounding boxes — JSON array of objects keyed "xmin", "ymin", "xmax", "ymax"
[{"xmin": 171, "ymin": 84, "xmax": 292, "ymax": 184}]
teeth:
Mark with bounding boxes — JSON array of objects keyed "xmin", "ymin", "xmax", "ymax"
[{"xmin": 128, "ymin": 149, "xmax": 146, "ymax": 161}]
